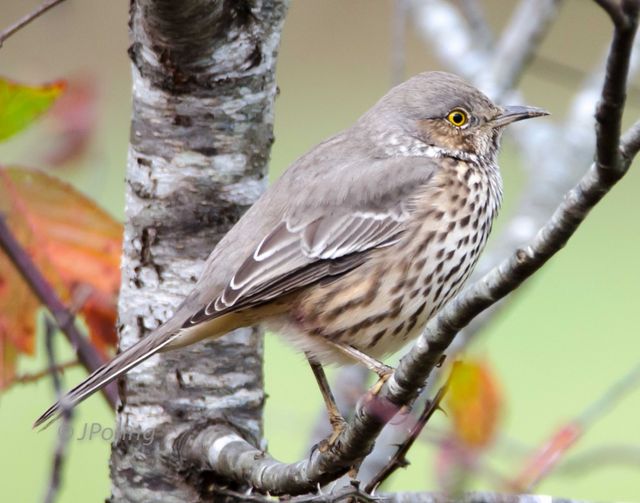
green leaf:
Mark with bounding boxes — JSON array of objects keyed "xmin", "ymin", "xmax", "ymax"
[{"xmin": 0, "ymin": 77, "xmax": 66, "ymax": 142}]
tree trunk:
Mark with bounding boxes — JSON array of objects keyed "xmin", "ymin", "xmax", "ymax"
[{"xmin": 109, "ymin": 1, "xmax": 288, "ymax": 501}]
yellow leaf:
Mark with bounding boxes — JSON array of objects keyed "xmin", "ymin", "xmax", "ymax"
[
  {"xmin": 446, "ymin": 359, "xmax": 503, "ymax": 448},
  {"xmin": 0, "ymin": 77, "xmax": 66, "ymax": 141}
]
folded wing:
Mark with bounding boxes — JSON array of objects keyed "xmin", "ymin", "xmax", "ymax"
[{"xmin": 186, "ymin": 207, "xmax": 409, "ymax": 325}]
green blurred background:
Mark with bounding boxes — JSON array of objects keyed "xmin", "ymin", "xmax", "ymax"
[{"xmin": 1, "ymin": 0, "xmax": 639, "ymax": 501}]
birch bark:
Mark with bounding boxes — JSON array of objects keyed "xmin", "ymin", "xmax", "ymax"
[{"xmin": 109, "ymin": 1, "xmax": 288, "ymax": 501}]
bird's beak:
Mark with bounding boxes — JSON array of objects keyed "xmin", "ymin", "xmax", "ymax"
[{"xmin": 492, "ymin": 105, "xmax": 549, "ymax": 127}]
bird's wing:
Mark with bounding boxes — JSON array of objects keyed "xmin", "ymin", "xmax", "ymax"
[
  {"xmin": 186, "ymin": 206, "xmax": 410, "ymax": 325},
  {"xmin": 179, "ymin": 147, "xmax": 442, "ymax": 327},
  {"xmin": 33, "ymin": 138, "xmax": 439, "ymax": 428},
  {"xmin": 34, "ymin": 188, "xmax": 420, "ymax": 429}
]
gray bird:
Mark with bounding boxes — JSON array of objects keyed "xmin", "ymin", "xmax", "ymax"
[{"xmin": 35, "ymin": 72, "xmax": 547, "ymax": 436}]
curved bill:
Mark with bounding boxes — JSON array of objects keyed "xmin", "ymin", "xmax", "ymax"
[{"xmin": 492, "ymin": 105, "xmax": 549, "ymax": 127}]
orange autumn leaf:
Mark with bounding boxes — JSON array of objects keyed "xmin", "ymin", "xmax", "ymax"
[
  {"xmin": 0, "ymin": 167, "xmax": 121, "ymax": 388},
  {"xmin": 446, "ymin": 359, "xmax": 503, "ymax": 448},
  {"xmin": 81, "ymin": 288, "xmax": 118, "ymax": 354},
  {"xmin": 0, "ymin": 336, "xmax": 20, "ymax": 391},
  {"xmin": 0, "ymin": 78, "xmax": 66, "ymax": 141},
  {"xmin": 0, "ymin": 265, "xmax": 39, "ymax": 388}
]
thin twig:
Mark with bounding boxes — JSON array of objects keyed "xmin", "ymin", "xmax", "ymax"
[
  {"xmin": 14, "ymin": 359, "xmax": 78, "ymax": 384},
  {"xmin": 409, "ymin": 0, "xmax": 562, "ymax": 99},
  {"xmin": 0, "ymin": 0, "xmax": 68, "ymax": 48},
  {"xmin": 365, "ymin": 364, "xmax": 456, "ymax": 493},
  {"xmin": 458, "ymin": 0, "xmax": 493, "ymax": 49},
  {"xmin": 580, "ymin": 361, "xmax": 640, "ymax": 425},
  {"xmin": 481, "ymin": 0, "xmax": 563, "ymax": 97},
  {"xmin": 41, "ymin": 318, "xmax": 72, "ymax": 503},
  {"xmin": 556, "ymin": 444, "xmax": 640, "ymax": 474},
  {"xmin": 0, "ymin": 216, "xmax": 117, "ymax": 408},
  {"xmin": 512, "ymin": 360, "xmax": 640, "ymax": 491},
  {"xmin": 410, "ymin": 0, "xmax": 487, "ymax": 79},
  {"xmin": 620, "ymin": 118, "xmax": 640, "ymax": 157}
]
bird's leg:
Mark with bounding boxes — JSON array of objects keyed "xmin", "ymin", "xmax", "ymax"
[
  {"xmin": 326, "ymin": 341, "xmax": 394, "ymax": 395},
  {"xmin": 306, "ymin": 355, "xmax": 346, "ymax": 451}
]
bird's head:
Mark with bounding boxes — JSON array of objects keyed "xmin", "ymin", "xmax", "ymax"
[{"xmin": 363, "ymin": 71, "xmax": 548, "ymax": 162}]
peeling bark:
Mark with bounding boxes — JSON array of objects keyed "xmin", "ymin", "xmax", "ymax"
[{"xmin": 109, "ymin": 1, "xmax": 288, "ymax": 501}]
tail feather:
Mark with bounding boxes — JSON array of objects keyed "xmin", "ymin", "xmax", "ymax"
[{"xmin": 33, "ymin": 328, "xmax": 181, "ymax": 429}]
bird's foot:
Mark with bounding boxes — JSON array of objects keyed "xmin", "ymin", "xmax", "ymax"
[
  {"xmin": 317, "ymin": 415, "xmax": 347, "ymax": 453},
  {"xmin": 370, "ymin": 365, "xmax": 394, "ymax": 396}
]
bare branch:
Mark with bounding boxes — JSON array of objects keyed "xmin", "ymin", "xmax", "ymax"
[
  {"xmin": 481, "ymin": 0, "xmax": 563, "ymax": 98},
  {"xmin": 0, "ymin": 216, "xmax": 117, "ymax": 408},
  {"xmin": 14, "ymin": 360, "xmax": 78, "ymax": 385},
  {"xmin": 208, "ymin": 484, "xmax": 586, "ymax": 503},
  {"xmin": 357, "ymin": 398, "xmax": 419, "ymax": 486},
  {"xmin": 41, "ymin": 318, "xmax": 73, "ymax": 503},
  {"xmin": 595, "ymin": 0, "xmax": 640, "ymax": 169},
  {"xmin": 557, "ymin": 444, "xmax": 640, "ymax": 474},
  {"xmin": 0, "ymin": 0, "xmax": 67, "ymax": 48},
  {"xmin": 410, "ymin": 0, "xmax": 487, "ymax": 78},
  {"xmin": 620, "ymin": 118, "xmax": 640, "ymax": 157},
  {"xmin": 513, "ymin": 360, "xmax": 640, "ymax": 491},
  {"xmin": 364, "ymin": 367, "xmax": 454, "ymax": 493},
  {"xmin": 594, "ymin": 0, "xmax": 626, "ymax": 25},
  {"xmin": 393, "ymin": 0, "xmax": 639, "ymax": 445},
  {"xmin": 458, "ymin": 0, "xmax": 493, "ymax": 50},
  {"xmin": 410, "ymin": 0, "xmax": 562, "ymax": 99},
  {"xmin": 385, "ymin": 492, "xmax": 589, "ymax": 503}
]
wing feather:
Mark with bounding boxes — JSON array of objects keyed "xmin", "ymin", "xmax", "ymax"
[
  {"xmin": 183, "ymin": 154, "xmax": 439, "ymax": 328},
  {"xmin": 186, "ymin": 208, "xmax": 408, "ymax": 326}
]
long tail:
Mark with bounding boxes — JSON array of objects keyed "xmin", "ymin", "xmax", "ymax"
[{"xmin": 33, "ymin": 327, "xmax": 182, "ymax": 429}]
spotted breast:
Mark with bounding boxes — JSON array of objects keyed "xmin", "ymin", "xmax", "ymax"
[{"xmin": 270, "ymin": 156, "xmax": 503, "ymax": 366}]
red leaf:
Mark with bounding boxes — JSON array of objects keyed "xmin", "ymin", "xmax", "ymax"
[{"xmin": 0, "ymin": 168, "xmax": 121, "ymax": 389}]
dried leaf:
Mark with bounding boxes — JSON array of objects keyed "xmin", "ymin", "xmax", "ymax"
[
  {"xmin": 0, "ymin": 78, "xmax": 66, "ymax": 142},
  {"xmin": 446, "ymin": 359, "xmax": 503, "ymax": 448},
  {"xmin": 0, "ymin": 168, "xmax": 121, "ymax": 388}
]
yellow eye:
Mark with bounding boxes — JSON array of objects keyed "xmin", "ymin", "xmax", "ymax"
[{"xmin": 447, "ymin": 109, "xmax": 468, "ymax": 127}]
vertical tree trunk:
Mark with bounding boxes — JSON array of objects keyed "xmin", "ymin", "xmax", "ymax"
[{"xmin": 110, "ymin": 1, "xmax": 288, "ymax": 501}]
